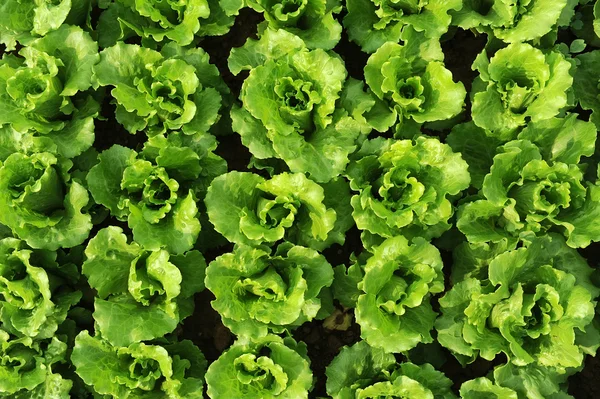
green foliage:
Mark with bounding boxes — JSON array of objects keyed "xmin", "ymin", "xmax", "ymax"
[
  {"xmin": 0, "ymin": 329, "xmax": 72, "ymax": 397},
  {"xmin": 82, "ymin": 227, "xmax": 206, "ymax": 346},
  {"xmin": 228, "ymin": 28, "xmax": 368, "ymax": 182},
  {"xmin": 0, "ymin": 25, "xmax": 99, "ymax": 155},
  {"xmin": 326, "ymin": 341, "xmax": 456, "ymax": 398},
  {"xmin": 343, "ymin": 0, "xmax": 461, "ymax": 53},
  {"xmin": 457, "ymin": 116, "xmax": 599, "ymax": 248},
  {"xmin": 335, "ymin": 236, "xmax": 445, "ymax": 352},
  {"xmin": 72, "ymin": 331, "xmax": 207, "ymax": 398},
  {"xmin": 0, "ymin": 0, "xmax": 93, "ymax": 50},
  {"xmin": 0, "ymin": 152, "xmax": 92, "ymax": 250},
  {"xmin": 451, "ymin": 0, "xmax": 568, "ymax": 43},
  {"xmin": 437, "ymin": 234, "xmax": 600, "ymax": 369},
  {"xmin": 347, "ymin": 136, "xmax": 470, "ymax": 246},
  {"xmin": 97, "ymin": 0, "xmax": 243, "ymax": 47},
  {"xmin": 205, "ymin": 171, "xmax": 352, "ymax": 249},
  {"xmin": 206, "ymin": 243, "xmax": 333, "ymax": 337},
  {"xmin": 205, "ymin": 335, "xmax": 313, "ymax": 398},
  {"xmin": 0, "ymin": 238, "xmax": 81, "ymax": 339},
  {"xmin": 471, "ymin": 43, "xmax": 572, "ymax": 140},
  {"xmin": 364, "ymin": 28, "xmax": 466, "ymax": 132},
  {"xmin": 2, "ymin": 0, "xmax": 600, "ymax": 397},
  {"xmin": 247, "ymin": 0, "xmax": 342, "ymax": 49},
  {"xmin": 94, "ymin": 42, "xmax": 229, "ymax": 137},
  {"xmin": 87, "ymin": 132, "xmax": 226, "ymax": 253}
]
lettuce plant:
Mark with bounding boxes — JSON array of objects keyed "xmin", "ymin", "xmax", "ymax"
[
  {"xmin": 0, "ymin": 238, "xmax": 81, "ymax": 339},
  {"xmin": 436, "ymin": 234, "xmax": 600, "ymax": 369},
  {"xmin": 205, "ymin": 335, "xmax": 312, "ymax": 399},
  {"xmin": 451, "ymin": 0, "xmax": 568, "ymax": 43},
  {"xmin": 247, "ymin": 0, "xmax": 342, "ymax": 49},
  {"xmin": 337, "ymin": 236, "xmax": 444, "ymax": 353},
  {"xmin": 471, "ymin": 43, "xmax": 572, "ymax": 139},
  {"xmin": 326, "ymin": 341, "xmax": 456, "ymax": 399},
  {"xmin": 457, "ymin": 115, "xmax": 600, "ymax": 248},
  {"xmin": 347, "ymin": 136, "xmax": 470, "ymax": 247},
  {"xmin": 72, "ymin": 331, "xmax": 206, "ymax": 398},
  {"xmin": 205, "ymin": 171, "xmax": 352, "ymax": 250},
  {"xmin": 228, "ymin": 28, "xmax": 365, "ymax": 182},
  {"xmin": 0, "ymin": 329, "xmax": 72, "ymax": 396},
  {"xmin": 343, "ymin": 0, "xmax": 461, "ymax": 53},
  {"xmin": 0, "ymin": 25, "xmax": 99, "ymax": 155},
  {"xmin": 206, "ymin": 243, "xmax": 334, "ymax": 337},
  {"xmin": 0, "ymin": 0, "xmax": 92, "ymax": 50},
  {"xmin": 82, "ymin": 227, "xmax": 206, "ymax": 346},
  {"xmin": 0, "ymin": 152, "xmax": 92, "ymax": 250},
  {"xmin": 87, "ymin": 132, "xmax": 226, "ymax": 254},
  {"xmin": 97, "ymin": 0, "xmax": 243, "ymax": 47},
  {"xmin": 573, "ymin": 50, "xmax": 600, "ymax": 128},
  {"xmin": 94, "ymin": 42, "xmax": 229, "ymax": 137},
  {"xmin": 364, "ymin": 28, "xmax": 466, "ymax": 133}
]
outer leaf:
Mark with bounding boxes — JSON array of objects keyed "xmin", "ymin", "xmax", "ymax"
[{"xmin": 573, "ymin": 50, "xmax": 600, "ymax": 128}]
